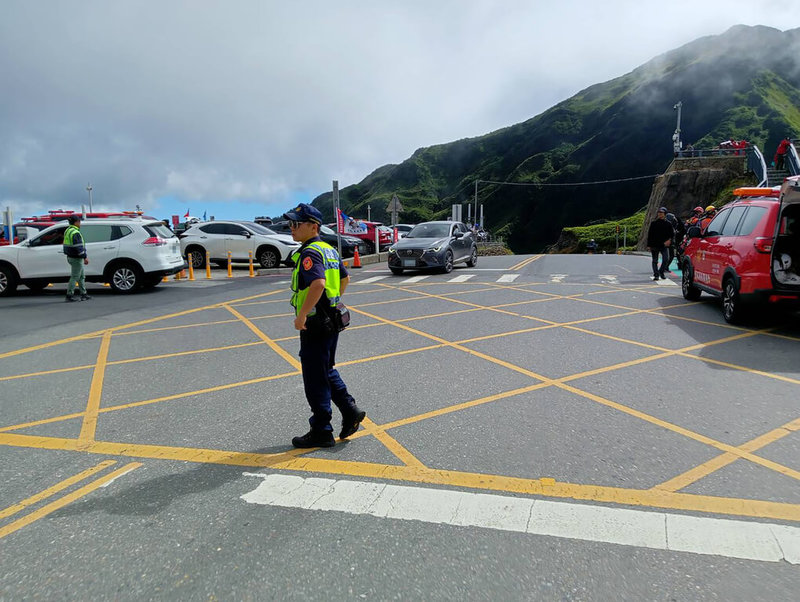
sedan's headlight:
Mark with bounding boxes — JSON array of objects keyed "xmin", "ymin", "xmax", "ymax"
[
  {"xmin": 388, "ymin": 246, "xmax": 396, "ymax": 254},
  {"xmin": 425, "ymin": 245, "xmax": 442, "ymax": 253}
]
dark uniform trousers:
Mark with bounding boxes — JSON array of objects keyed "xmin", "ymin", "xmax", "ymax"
[{"xmin": 299, "ymin": 327, "xmax": 357, "ymax": 433}]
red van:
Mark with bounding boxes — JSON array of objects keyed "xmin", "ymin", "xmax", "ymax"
[
  {"xmin": 327, "ymin": 219, "xmax": 392, "ymax": 254},
  {"xmin": 681, "ymin": 180, "xmax": 800, "ymax": 322}
]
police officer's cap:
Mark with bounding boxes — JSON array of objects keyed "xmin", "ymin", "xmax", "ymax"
[{"xmin": 282, "ymin": 203, "xmax": 323, "ymax": 225}]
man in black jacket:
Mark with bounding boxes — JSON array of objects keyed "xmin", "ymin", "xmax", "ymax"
[{"xmin": 646, "ymin": 208, "xmax": 674, "ymax": 281}]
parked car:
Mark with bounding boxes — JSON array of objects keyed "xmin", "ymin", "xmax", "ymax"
[
  {"xmin": 390, "ymin": 224, "xmax": 415, "ymax": 239},
  {"xmin": 179, "ymin": 220, "xmax": 300, "ymax": 269},
  {"xmin": 327, "ymin": 219, "xmax": 392, "ymax": 253},
  {"xmin": 387, "ymin": 221, "xmax": 478, "ymax": 275},
  {"xmin": 0, "ymin": 218, "xmax": 186, "ymax": 296},
  {"xmin": 269, "ymin": 221, "xmax": 367, "ymax": 258},
  {"xmin": 681, "ymin": 180, "xmax": 800, "ymax": 322}
]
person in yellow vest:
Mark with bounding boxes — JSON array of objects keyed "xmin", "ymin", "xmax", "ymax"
[
  {"xmin": 62, "ymin": 215, "xmax": 90, "ymax": 302},
  {"xmin": 283, "ymin": 203, "xmax": 365, "ymax": 448}
]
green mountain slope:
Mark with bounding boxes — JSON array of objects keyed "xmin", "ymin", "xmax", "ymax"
[{"xmin": 312, "ymin": 25, "xmax": 800, "ymax": 252}]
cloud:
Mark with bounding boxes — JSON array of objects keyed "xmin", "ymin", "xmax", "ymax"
[{"xmin": 1, "ymin": 0, "xmax": 798, "ymax": 217}]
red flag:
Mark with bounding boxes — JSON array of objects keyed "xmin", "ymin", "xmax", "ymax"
[
  {"xmin": 184, "ymin": 209, "xmax": 190, "ymax": 218},
  {"xmin": 337, "ymin": 208, "xmax": 345, "ymax": 234}
]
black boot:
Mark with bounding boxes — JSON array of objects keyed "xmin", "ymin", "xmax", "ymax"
[
  {"xmin": 80, "ymin": 293, "xmax": 92, "ymax": 300},
  {"xmin": 339, "ymin": 409, "xmax": 366, "ymax": 439},
  {"xmin": 292, "ymin": 429, "xmax": 335, "ymax": 448},
  {"xmin": 65, "ymin": 294, "xmax": 79, "ymax": 302}
]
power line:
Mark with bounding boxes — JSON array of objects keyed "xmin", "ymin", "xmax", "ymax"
[{"xmin": 477, "ymin": 174, "xmax": 659, "ymax": 187}]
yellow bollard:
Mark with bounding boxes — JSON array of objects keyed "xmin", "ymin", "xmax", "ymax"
[
  {"xmin": 227, "ymin": 251, "xmax": 233, "ymax": 278},
  {"xmin": 174, "ymin": 269, "xmax": 181, "ymax": 280},
  {"xmin": 248, "ymin": 251, "xmax": 255, "ymax": 277},
  {"xmin": 205, "ymin": 252, "xmax": 211, "ymax": 279},
  {"xmin": 188, "ymin": 253, "xmax": 195, "ymax": 281}
]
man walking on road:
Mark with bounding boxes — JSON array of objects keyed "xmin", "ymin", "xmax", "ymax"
[
  {"xmin": 63, "ymin": 215, "xmax": 91, "ymax": 302},
  {"xmin": 646, "ymin": 207, "xmax": 674, "ymax": 281},
  {"xmin": 284, "ymin": 202, "xmax": 365, "ymax": 448}
]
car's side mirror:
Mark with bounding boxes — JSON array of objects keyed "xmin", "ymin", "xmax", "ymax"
[
  {"xmin": 453, "ymin": 231, "xmax": 463, "ymax": 239},
  {"xmin": 686, "ymin": 226, "xmax": 701, "ymax": 239},
  {"xmin": 240, "ymin": 230, "xmax": 251, "ymax": 237}
]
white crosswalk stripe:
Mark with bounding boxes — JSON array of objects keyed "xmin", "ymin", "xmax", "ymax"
[
  {"xmin": 497, "ymin": 274, "xmax": 520, "ymax": 283},
  {"xmin": 448, "ymin": 274, "xmax": 474, "ymax": 283},
  {"xmin": 356, "ymin": 275, "xmax": 389, "ymax": 284},
  {"xmin": 400, "ymin": 275, "xmax": 430, "ymax": 284},
  {"xmin": 241, "ymin": 474, "xmax": 800, "ymax": 564},
  {"xmin": 598, "ymin": 274, "xmax": 620, "ymax": 284},
  {"xmin": 550, "ymin": 274, "xmax": 567, "ymax": 283},
  {"xmin": 657, "ymin": 278, "xmax": 679, "ymax": 286}
]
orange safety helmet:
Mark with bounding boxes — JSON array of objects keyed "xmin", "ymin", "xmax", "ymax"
[{"xmin": 693, "ymin": 206, "xmax": 704, "ymax": 213}]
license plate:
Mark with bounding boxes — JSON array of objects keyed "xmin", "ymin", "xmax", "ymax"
[{"xmin": 402, "ymin": 259, "xmax": 416, "ymax": 267}]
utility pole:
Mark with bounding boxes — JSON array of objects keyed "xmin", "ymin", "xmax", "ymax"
[
  {"xmin": 333, "ymin": 180, "xmax": 341, "ymax": 258},
  {"xmin": 473, "ymin": 179, "xmax": 479, "ymax": 227},
  {"xmin": 86, "ymin": 183, "xmax": 93, "ymax": 212},
  {"xmin": 672, "ymin": 101, "xmax": 682, "ymax": 156}
]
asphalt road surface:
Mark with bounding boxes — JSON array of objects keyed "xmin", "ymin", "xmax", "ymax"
[{"xmin": 2, "ymin": 254, "xmax": 799, "ymax": 601}]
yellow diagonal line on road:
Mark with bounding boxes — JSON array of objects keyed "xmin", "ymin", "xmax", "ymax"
[
  {"xmin": 0, "ymin": 460, "xmax": 117, "ymax": 520},
  {"xmin": 223, "ymin": 304, "xmax": 300, "ymax": 370},
  {"xmin": 0, "ymin": 462, "xmax": 142, "ymax": 540},
  {"xmin": 654, "ymin": 416, "xmax": 800, "ymax": 492}
]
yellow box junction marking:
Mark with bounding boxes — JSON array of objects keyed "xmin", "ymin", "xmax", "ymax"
[{"xmin": 1, "ymin": 274, "xmax": 798, "ymax": 524}]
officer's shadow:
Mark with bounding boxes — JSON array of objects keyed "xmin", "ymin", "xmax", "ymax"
[{"xmin": 51, "ymin": 441, "xmax": 351, "ymax": 518}]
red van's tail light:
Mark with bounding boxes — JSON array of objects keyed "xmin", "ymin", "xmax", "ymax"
[
  {"xmin": 142, "ymin": 237, "xmax": 168, "ymax": 246},
  {"xmin": 753, "ymin": 237, "xmax": 773, "ymax": 253}
]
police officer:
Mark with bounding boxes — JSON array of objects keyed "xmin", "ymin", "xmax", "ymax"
[
  {"xmin": 63, "ymin": 215, "xmax": 91, "ymax": 302},
  {"xmin": 283, "ymin": 203, "xmax": 365, "ymax": 448}
]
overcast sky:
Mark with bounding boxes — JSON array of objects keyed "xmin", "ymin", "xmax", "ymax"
[{"xmin": 1, "ymin": 0, "xmax": 799, "ymax": 222}]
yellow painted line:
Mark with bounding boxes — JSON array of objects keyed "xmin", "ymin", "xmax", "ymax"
[
  {"xmin": 109, "ymin": 318, "xmax": 241, "ymax": 337},
  {"xmin": 0, "ymin": 289, "xmax": 286, "ymax": 360},
  {"xmin": 0, "ymin": 460, "xmax": 117, "ymax": 520},
  {"xmin": 509, "ymin": 255, "xmax": 542, "ymax": 271},
  {"xmin": 4, "ymin": 433, "xmax": 795, "ymax": 522},
  {"xmin": 675, "ymin": 350, "xmax": 800, "ymax": 386},
  {"xmin": 360, "ymin": 417, "xmax": 426, "ymax": 468},
  {"xmin": 557, "ymin": 382, "xmax": 800, "ymax": 483},
  {"xmin": 224, "ymin": 304, "xmax": 301, "ymax": 371},
  {"xmin": 77, "ymin": 330, "xmax": 112, "ymax": 447},
  {"xmin": 0, "ymin": 462, "xmax": 142, "ymax": 540},
  {"xmin": 654, "ymin": 416, "xmax": 800, "ymax": 492}
]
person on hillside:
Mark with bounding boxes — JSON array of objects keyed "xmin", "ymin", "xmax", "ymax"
[
  {"xmin": 586, "ymin": 239, "xmax": 598, "ymax": 254},
  {"xmin": 63, "ymin": 215, "xmax": 90, "ymax": 302},
  {"xmin": 646, "ymin": 208, "xmax": 674, "ymax": 281},
  {"xmin": 775, "ymin": 137, "xmax": 791, "ymax": 170},
  {"xmin": 283, "ymin": 202, "xmax": 365, "ymax": 448}
]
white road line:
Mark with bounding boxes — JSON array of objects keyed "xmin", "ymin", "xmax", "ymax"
[
  {"xmin": 550, "ymin": 274, "xmax": 567, "ymax": 283},
  {"xmin": 598, "ymin": 274, "xmax": 620, "ymax": 284},
  {"xmin": 497, "ymin": 274, "xmax": 520, "ymax": 283},
  {"xmin": 356, "ymin": 275, "xmax": 389, "ymax": 284},
  {"xmin": 448, "ymin": 274, "xmax": 474, "ymax": 283},
  {"xmin": 241, "ymin": 474, "xmax": 800, "ymax": 564},
  {"xmin": 400, "ymin": 275, "xmax": 430, "ymax": 284},
  {"xmin": 657, "ymin": 278, "xmax": 679, "ymax": 286}
]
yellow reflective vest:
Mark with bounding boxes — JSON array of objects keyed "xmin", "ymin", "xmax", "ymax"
[{"xmin": 290, "ymin": 240, "xmax": 342, "ymax": 316}]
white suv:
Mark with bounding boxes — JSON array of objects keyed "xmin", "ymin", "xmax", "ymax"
[
  {"xmin": 179, "ymin": 220, "xmax": 300, "ymax": 269},
  {"xmin": 0, "ymin": 218, "xmax": 186, "ymax": 296}
]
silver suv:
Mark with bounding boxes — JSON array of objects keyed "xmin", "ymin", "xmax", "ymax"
[{"xmin": 0, "ymin": 218, "xmax": 186, "ymax": 295}]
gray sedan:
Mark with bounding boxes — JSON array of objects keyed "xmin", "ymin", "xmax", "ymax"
[{"xmin": 387, "ymin": 221, "xmax": 478, "ymax": 275}]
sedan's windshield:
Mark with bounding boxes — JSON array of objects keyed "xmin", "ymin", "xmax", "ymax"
[
  {"xmin": 407, "ymin": 223, "xmax": 451, "ymax": 238},
  {"xmin": 320, "ymin": 225, "xmax": 335, "ymax": 235}
]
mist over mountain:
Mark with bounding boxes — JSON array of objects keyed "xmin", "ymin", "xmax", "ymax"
[{"xmin": 312, "ymin": 25, "xmax": 800, "ymax": 252}]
